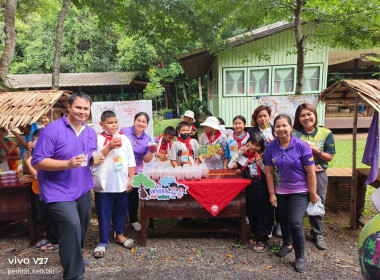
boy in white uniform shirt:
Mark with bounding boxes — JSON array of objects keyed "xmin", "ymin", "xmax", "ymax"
[{"xmin": 93, "ymin": 110, "xmax": 136, "ymax": 258}]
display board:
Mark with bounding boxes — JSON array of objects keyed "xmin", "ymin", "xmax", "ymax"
[
  {"xmin": 257, "ymin": 95, "xmax": 319, "ymax": 123},
  {"xmin": 91, "ymin": 100, "xmax": 153, "ymax": 137}
]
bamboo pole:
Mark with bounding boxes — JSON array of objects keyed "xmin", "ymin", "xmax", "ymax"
[{"xmin": 350, "ymin": 92, "xmax": 359, "ymax": 229}]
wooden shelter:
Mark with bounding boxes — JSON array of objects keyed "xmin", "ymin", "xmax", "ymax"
[
  {"xmin": 0, "ymin": 90, "xmax": 71, "ymax": 129},
  {"xmin": 320, "ymin": 79, "xmax": 380, "ymax": 228}
]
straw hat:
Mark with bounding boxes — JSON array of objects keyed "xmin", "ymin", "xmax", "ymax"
[
  {"xmin": 200, "ymin": 116, "xmax": 221, "ymax": 130},
  {"xmin": 182, "ymin": 110, "xmax": 195, "ymax": 122}
]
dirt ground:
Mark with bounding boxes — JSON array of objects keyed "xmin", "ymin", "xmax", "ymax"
[{"xmin": 0, "ymin": 210, "xmax": 363, "ymax": 280}]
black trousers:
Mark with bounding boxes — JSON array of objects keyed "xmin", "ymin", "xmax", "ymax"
[
  {"xmin": 46, "ymin": 191, "xmax": 91, "ymax": 280},
  {"xmin": 277, "ymin": 192, "xmax": 309, "ymax": 259},
  {"xmin": 246, "ymin": 178, "xmax": 274, "ymax": 242},
  {"xmin": 34, "ymin": 194, "xmax": 59, "ymax": 244},
  {"xmin": 128, "ymin": 187, "xmax": 139, "ymax": 223}
]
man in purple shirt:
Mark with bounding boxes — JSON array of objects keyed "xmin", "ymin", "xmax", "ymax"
[{"xmin": 32, "ymin": 92, "xmax": 97, "ymax": 280}]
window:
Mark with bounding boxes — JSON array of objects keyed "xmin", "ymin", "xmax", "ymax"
[
  {"xmin": 273, "ymin": 66, "xmax": 296, "ymax": 95},
  {"xmin": 248, "ymin": 67, "xmax": 271, "ymax": 96},
  {"xmin": 223, "ymin": 68, "xmax": 246, "ymax": 96},
  {"xmin": 302, "ymin": 64, "xmax": 322, "ymax": 93}
]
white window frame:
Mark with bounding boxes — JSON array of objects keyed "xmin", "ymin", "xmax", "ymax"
[
  {"xmin": 223, "ymin": 68, "xmax": 247, "ymax": 97},
  {"xmin": 272, "ymin": 65, "xmax": 296, "ymax": 95},
  {"xmin": 247, "ymin": 66, "xmax": 271, "ymax": 96},
  {"xmin": 302, "ymin": 63, "xmax": 323, "ymax": 94}
]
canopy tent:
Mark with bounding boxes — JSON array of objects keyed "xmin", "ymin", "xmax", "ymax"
[
  {"xmin": 320, "ymin": 79, "xmax": 380, "ymax": 228},
  {"xmin": 0, "ymin": 90, "xmax": 71, "ymax": 129}
]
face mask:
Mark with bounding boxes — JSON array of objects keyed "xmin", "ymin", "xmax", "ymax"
[{"xmin": 179, "ymin": 133, "xmax": 190, "ymax": 140}]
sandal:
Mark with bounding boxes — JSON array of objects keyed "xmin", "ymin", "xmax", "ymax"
[
  {"xmin": 90, "ymin": 219, "xmax": 99, "ymax": 226},
  {"xmin": 120, "ymin": 239, "xmax": 135, "ymax": 250},
  {"xmin": 252, "ymin": 241, "xmax": 268, "ymax": 253},
  {"xmin": 35, "ymin": 239, "xmax": 49, "ymax": 250},
  {"xmin": 93, "ymin": 245, "xmax": 106, "ymax": 258},
  {"xmin": 41, "ymin": 243, "xmax": 59, "ymax": 252}
]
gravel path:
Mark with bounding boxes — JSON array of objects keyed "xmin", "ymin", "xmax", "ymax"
[{"xmin": 0, "ymin": 212, "xmax": 362, "ymax": 280}]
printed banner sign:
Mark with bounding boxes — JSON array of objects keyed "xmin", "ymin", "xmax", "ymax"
[
  {"xmin": 91, "ymin": 100, "xmax": 153, "ymax": 137},
  {"xmin": 131, "ymin": 173, "xmax": 188, "ymax": 200},
  {"xmin": 258, "ymin": 95, "xmax": 319, "ymax": 124}
]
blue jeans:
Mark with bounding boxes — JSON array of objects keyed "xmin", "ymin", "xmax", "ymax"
[{"xmin": 46, "ymin": 191, "xmax": 92, "ymax": 280}]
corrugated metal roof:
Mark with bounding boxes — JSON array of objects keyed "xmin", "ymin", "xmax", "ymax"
[
  {"xmin": 0, "ymin": 90, "xmax": 71, "ymax": 128},
  {"xmin": 5, "ymin": 72, "xmax": 139, "ymax": 89},
  {"xmin": 320, "ymin": 79, "xmax": 380, "ymax": 113}
]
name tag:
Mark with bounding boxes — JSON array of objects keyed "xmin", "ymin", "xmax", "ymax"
[
  {"xmin": 113, "ymin": 155, "xmax": 123, "ymax": 171},
  {"xmin": 230, "ymin": 140, "xmax": 238, "ymax": 157},
  {"xmin": 180, "ymin": 151, "xmax": 189, "ymax": 164}
]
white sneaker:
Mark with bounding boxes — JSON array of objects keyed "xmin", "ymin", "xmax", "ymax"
[
  {"xmin": 246, "ymin": 216, "xmax": 249, "ymax": 225},
  {"xmin": 131, "ymin": 222, "xmax": 141, "ymax": 232},
  {"xmin": 276, "ymin": 224, "xmax": 282, "ymax": 237}
]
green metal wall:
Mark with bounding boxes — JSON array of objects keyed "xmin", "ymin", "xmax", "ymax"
[{"xmin": 208, "ymin": 28, "xmax": 329, "ymax": 127}]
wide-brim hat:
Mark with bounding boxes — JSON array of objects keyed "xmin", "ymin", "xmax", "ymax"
[
  {"xmin": 200, "ymin": 116, "xmax": 221, "ymax": 130},
  {"xmin": 371, "ymin": 188, "xmax": 380, "ymax": 214},
  {"xmin": 181, "ymin": 110, "xmax": 195, "ymax": 122}
]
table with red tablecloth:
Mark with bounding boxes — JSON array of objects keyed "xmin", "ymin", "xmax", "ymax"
[{"xmin": 140, "ymin": 170, "xmax": 251, "ymax": 246}]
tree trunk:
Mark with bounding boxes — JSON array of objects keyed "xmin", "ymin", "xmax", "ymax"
[
  {"xmin": 294, "ymin": 0, "xmax": 306, "ymax": 95},
  {"xmin": 174, "ymin": 82, "xmax": 179, "ymax": 115},
  {"xmin": 198, "ymin": 77, "xmax": 203, "ymax": 114},
  {"xmin": 164, "ymin": 88, "xmax": 169, "ymax": 108},
  {"xmin": 51, "ymin": 0, "xmax": 71, "ymax": 90},
  {"xmin": 182, "ymin": 81, "xmax": 188, "ymax": 105},
  {"xmin": 0, "ymin": 0, "xmax": 17, "ymax": 83}
]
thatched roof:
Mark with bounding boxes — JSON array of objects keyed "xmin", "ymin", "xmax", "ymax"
[
  {"xmin": 320, "ymin": 79, "xmax": 380, "ymax": 113},
  {"xmin": 6, "ymin": 72, "xmax": 139, "ymax": 89},
  {"xmin": 0, "ymin": 90, "xmax": 71, "ymax": 129}
]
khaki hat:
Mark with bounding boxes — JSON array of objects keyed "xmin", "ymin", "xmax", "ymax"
[
  {"xmin": 182, "ymin": 110, "xmax": 195, "ymax": 122},
  {"xmin": 200, "ymin": 116, "xmax": 221, "ymax": 130}
]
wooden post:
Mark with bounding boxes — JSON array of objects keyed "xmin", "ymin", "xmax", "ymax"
[
  {"xmin": 121, "ymin": 85, "xmax": 125, "ymax": 101},
  {"xmin": 350, "ymin": 92, "xmax": 359, "ymax": 229}
]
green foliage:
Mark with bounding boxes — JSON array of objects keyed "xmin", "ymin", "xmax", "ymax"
[
  {"xmin": 117, "ymin": 36, "xmax": 158, "ymax": 73},
  {"xmin": 143, "ymin": 68, "xmax": 165, "ymax": 100},
  {"xmin": 179, "ymin": 94, "xmax": 208, "ymax": 121},
  {"xmin": 159, "ymin": 107, "xmax": 173, "ymax": 116}
]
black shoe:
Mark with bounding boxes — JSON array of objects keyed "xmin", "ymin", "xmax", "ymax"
[
  {"xmin": 148, "ymin": 218, "xmax": 155, "ymax": 229},
  {"xmin": 276, "ymin": 245, "xmax": 293, "ymax": 258},
  {"xmin": 313, "ymin": 234, "xmax": 327, "ymax": 250},
  {"xmin": 295, "ymin": 258, "xmax": 306, "ymax": 272}
]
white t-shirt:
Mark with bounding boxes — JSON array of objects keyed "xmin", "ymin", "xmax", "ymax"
[{"xmin": 95, "ymin": 133, "xmax": 136, "ymax": 193}]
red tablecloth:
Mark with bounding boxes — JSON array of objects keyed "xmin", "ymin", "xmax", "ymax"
[{"xmin": 177, "ymin": 178, "xmax": 251, "ymax": 216}]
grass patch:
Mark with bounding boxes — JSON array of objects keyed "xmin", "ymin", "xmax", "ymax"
[
  {"xmin": 329, "ymin": 138, "xmax": 367, "ymax": 168},
  {"xmin": 154, "ymin": 118, "xmax": 182, "ymax": 136}
]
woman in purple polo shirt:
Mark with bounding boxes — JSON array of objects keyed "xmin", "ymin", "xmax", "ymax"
[
  {"xmin": 264, "ymin": 114, "xmax": 318, "ymax": 273},
  {"xmin": 120, "ymin": 112, "xmax": 156, "ymax": 231}
]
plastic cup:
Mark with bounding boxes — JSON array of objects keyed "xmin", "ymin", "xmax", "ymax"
[
  {"xmin": 193, "ymin": 167, "xmax": 202, "ymax": 180},
  {"xmin": 80, "ymin": 152, "xmax": 88, "ymax": 167},
  {"xmin": 113, "ymin": 133, "xmax": 122, "ymax": 147},
  {"xmin": 151, "ymin": 169, "xmax": 159, "ymax": 181},
  {"xmin": 93, "ymin": 151, "xmax": 101, "ymax": 165},
  {"xmin": 148, "ymin": 141, "xmax": 157, "ymax": 153},
  {"xmin": 184, "ymin": 167, "xmax": 193, "ymax": 181}
]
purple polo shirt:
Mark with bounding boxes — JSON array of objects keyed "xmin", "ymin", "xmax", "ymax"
[
  {"xmin": 120, "ymin": 126, "xmax": 150, "ymax": 173},
  {"xmin": 264, "ymin": 136, "xmax": 314, "ymax": 194},
  {"xmin": 31, "ymin": 115, "xmax": 97, "ymax": 203}
]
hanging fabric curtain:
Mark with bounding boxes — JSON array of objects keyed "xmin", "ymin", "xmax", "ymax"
[
  {"xmin": 228, "ymin": 71, "xmax": 243, "ymax": 94},
  {"xmin": 275, "ymin": 69, "xmax": 292, "ymax": 93},
  {"xmin": 251, "ymin": 70, "xmax": 267, "ymax": 94},
  {"xmin": 303, "ymin": 67, "xmax": 318, "ymax": 92}
]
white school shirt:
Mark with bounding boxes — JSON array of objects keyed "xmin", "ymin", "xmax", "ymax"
[
  {"xmin": 199, "ymin": 132, "xmax": 227, "ymax": 169},
  {"xmin": 95, "ymin": 133, "xmax": 136, "ymax": 193}
]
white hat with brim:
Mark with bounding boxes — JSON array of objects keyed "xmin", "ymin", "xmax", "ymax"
[
  {"xmin": 371, "ymin": 188, "xmax": 380, "ymax": 214},
  {"xmin": 200, "ymin": 116, "xmax": 221, "ymax": 131},
  {"xmin": 182, "ymin": 110, "xmax": 195, "ymax": 122}
]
